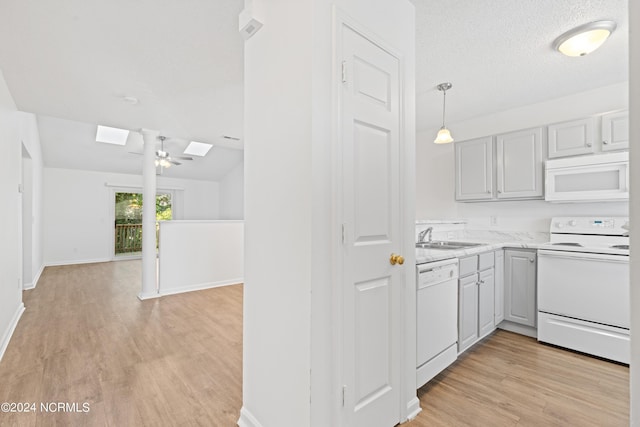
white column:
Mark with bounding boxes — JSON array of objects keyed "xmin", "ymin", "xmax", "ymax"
[{"xmin": 139, "ymin": 129, "xmax": 159, "ymax": 300}]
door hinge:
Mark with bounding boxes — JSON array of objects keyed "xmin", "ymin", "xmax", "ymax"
[
  {"xmin": 341, "ymin": 61, "xmax": 347, "ymax": 83},
  {"xmin": 342, "ymin": 385, "xmax": 346, "ymax": 407},
  {"xmin": 18, "ymin": 184, "xmax": 23, "ymax": 193},
  {"xmin": 341, "ymin": 224, "xmax": 346, "ymax": 245}
]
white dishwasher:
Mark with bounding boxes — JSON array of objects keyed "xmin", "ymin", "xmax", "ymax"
[{"xmin": 416, "ymin": 258, "xmax": 459, "ymax": 389}]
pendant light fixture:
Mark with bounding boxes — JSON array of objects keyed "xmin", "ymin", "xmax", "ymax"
[
  {"xmin": 434, "ymin": 82, "xmax": 454, "ymax": 144},
  {"xmin": 553, "ymin": 20, "xmax": 616, "ymax": 57}
]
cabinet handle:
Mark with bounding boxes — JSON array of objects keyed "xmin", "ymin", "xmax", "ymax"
[
  {"xmin": 529, "ymin": 258, "xmax": 535, "ymax": 263},
  {"xmin": 497, "ymin": 190, "xmax": 502, "ymax": 194},
  {"xmin": 586, "ymin": 142, "xmax": 593, "ymax": 147},
  {"xmin": 603, "ymin": 140, "xmax": 609, "ymax": 145}
]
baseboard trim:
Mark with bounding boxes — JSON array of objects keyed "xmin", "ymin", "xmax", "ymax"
[
  {"xmin": 45, "ymin": 258, "xmax": 112, "ymax": 267},
  {"xmin": 23, "ymin": 264, "xmax": 45, "ymax": 290},
  {"xmin": 497, "ymin": 321, "xmax": 537, "ymax": 338},
  {"xmin": 158, "ymin": 278, "xmax": 243, "ymax": 297},
  {"xmin": 405, "ymin": 396, "xmax": 422, "ymax": 421},
  {"xmin": 0, "ymin": 303, "xmax": 25, "ymax": 362},
  {"xmin": 237, "ymin": 407, "xmax": 264, "ymax": 427},
  {"xmin": 137, "ymin": 291, "xmax": 160, "ymax": 301}
]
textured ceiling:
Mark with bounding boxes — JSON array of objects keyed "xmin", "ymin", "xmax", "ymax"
[
  {"xmin": 413, "ymin": 0, "xmax": 628, "ymax": 131},
  {"xmin": 0, "ymin": 0, "xmax": 630, "ymax": 180}
]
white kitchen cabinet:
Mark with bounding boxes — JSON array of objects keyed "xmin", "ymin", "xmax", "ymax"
[
  {"xmin": 478, "ymin": 268, "xmax": 495, "ymax": 338},
  {"xmin": 458, "ymin": 251, "xmax": 496, "ymax": 354},
  {"xmin": 601, "ymin": 110, "xmax": 629, "ymax": 152},
  {"xmin": 455, "ymin": 137, "xmax": 493, "ymax": 201},
  {"xmin": 458, "ymin": 273, "xmax": 479, "ymax": 353},
  {"xmin": 496, "ymin": 127, "xmax": 544, "ymax": 199},
  {"xmin": 504, "ymin": 249, "xmax": 537, "ymax": 327},
  {"xmin": 548, "ymin": 117, "xmax": 596, "ymax": 158},
  {"xmin": 494, "ymin": 250, "xmax": 504, "ymax": 325}
]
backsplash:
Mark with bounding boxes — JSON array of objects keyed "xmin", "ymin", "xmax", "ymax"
[{"xmin": 415, "ymin": 220, "xmax": 549, "ymax": 244}]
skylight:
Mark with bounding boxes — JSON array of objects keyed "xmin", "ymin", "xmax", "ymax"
[
  {"xmin": 184, "ymin": 141, "xmax": 213, "ymax": 157},
  {"xmin": 96, "ymin": 125, "xmax": 130, "ymax": 145}
]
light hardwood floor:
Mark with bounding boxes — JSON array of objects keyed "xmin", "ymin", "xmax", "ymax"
[{"xmin": 0, "ymin": 261, "xmax": 629, "ymax": 426}]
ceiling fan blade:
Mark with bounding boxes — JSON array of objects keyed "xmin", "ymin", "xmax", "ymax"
[
  {"xmin": 175, "ymin": 156, "xmax": 193, "ymax": 160},
  {"xmin": 129, "ymin": 151, "xmax": 143, "ymax": 155},
  {"xmin": 169, "ymin": 159, "xmax": 182, "ymax": 166}
]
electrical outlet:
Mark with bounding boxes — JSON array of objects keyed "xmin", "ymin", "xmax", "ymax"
[{"xmin": 490, "ymin": 216, "xmax": 498, "ymax": 226}]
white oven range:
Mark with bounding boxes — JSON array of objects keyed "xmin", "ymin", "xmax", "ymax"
[{"xmin": 537, "ymin": 216, "xmax": 629, "ymax": 364}]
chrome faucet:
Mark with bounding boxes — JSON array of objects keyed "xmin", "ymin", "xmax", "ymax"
[{"xmin": 418, "ymin": 227, "xmax": 433, "ymax": 243}]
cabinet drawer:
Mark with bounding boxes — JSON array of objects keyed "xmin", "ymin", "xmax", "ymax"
[
  {"xmin": 479, "ymin": 252, "xmax": 495, "ymax": 270},
  {"xmin": 459, "ymin": 255, "xmax": 478, "ymax": 277}
]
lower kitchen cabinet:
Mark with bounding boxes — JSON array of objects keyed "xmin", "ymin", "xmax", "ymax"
[
  {"xmin": 458, "ymin": 251, "xmax": 496, "ymax": 353},
  {"xmin": 458, "ymin": 273, "xmax": 479, "ymax": 352},
  {"xmin": 478, "ymin": 268, "xmax": 495, "ymax": 337},
  {"xmin": 504, "ymin": 249, "xmax": 537, "ymax": 327}
]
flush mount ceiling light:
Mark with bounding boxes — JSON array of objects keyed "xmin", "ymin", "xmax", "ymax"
[
  {"xmin": 96, "ymin": 125, "xmax": 129, "ymax": 145},
  {"xmin": 184, "ymin": 141, "xmax": 213, "ymax": 157},
  {"xmin": 434, "ymin": 82, "xmax": 454, "ymax": 144},
  {"xmin": 553, "ymin": 20, "xmax": 617, "ymax": 57}
]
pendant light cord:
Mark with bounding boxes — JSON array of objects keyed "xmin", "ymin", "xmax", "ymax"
[{"xmin": 442, "ymin": 89, "xmax": 447, "ymax": 128}]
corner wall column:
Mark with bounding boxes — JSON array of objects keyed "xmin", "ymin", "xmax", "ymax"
[{"xmin": 139, "ymin": 128, "xmax": 159, "ymax": 300}]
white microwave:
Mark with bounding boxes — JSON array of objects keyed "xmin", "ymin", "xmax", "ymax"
[{"xmin": 545, "ymin": 151, "xmax": 628, "ymax": 202}]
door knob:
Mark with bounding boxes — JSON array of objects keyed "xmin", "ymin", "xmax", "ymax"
[{"xmin": 390, "ymin": 253, "xmax": 405, "ymax": 265}]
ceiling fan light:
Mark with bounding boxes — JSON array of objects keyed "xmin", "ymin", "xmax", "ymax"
[
  {"xmin": 434, "ymin": 127, "xmax": 454, "ymax": 144},
  {"xmin": 553, "ymin": 21, "xmax": 616, "ymax": 57}
]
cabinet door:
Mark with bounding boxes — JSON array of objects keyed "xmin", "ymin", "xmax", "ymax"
[
  {"xmin": 455, "ymin": 137, "xmax": 493, "ymax": 201},
  {"xmin": 548, "ymin": 117, "xmax": 596, "ymax": 158},
  {"xmin": 494, "ymin": 250, "xmax": 504, "ymax": 325},
  {"xmin": 458, "ymin": 273, "xmax": 479, "ymax": 353},
  {"xmin": 496, "ymin": 128, "xmax": 544, "ymax": 199},
  {"xmin": 478, "ymin": 268, "xmax": 495, "ymax": 338},
  {"xmin": 504, "ymin": 250, "xmax": 537, "ymax": 327},
  {"xmin": 602, "ymin": 111, "xmax": 629, "ymax": 151}
]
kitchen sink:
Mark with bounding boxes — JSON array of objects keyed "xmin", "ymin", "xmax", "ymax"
[{"xmin": 416, "ymin": 241, "xmax": 484, "ymax": 250}]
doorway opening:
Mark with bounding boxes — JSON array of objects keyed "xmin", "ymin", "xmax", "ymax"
[{"xmin": 114, "ymin": 192, "xmax": 172, "ymax": 257}]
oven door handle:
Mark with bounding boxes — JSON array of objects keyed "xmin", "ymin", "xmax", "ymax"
[{"xmin": 538, "ymin": 249, "xmax": 629, "ymax": 263}]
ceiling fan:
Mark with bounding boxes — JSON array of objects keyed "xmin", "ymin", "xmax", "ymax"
[
  {"xmin": 155, "ymin": 136, "xmax": 193, "ymax": 168},
  {"xmin": 130, "ymin": 135, "xmax": 193, "ymax": 169}
]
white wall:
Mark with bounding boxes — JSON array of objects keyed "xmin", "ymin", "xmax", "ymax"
[
  {"xmin": 219, "ymin": 160, "xmax": 244, "ymax": 219},
  {"xmin": 628, "ymin": 1, "xmax": 639, "ymax": 424},
  {"xmin": 416, "ymin": 82, "xmax": 629, "ymax": 231},
  {"xmin": 158, "ymin": 220, "xmax": 243, "ymax": 296},
  {"xmin": 0, "ymin": 70, "xmax": 24, "ymax": 361},
  {"xmin": 242, "ymin": 1, "xmax": 415, "ymax": 426},
  {"xmin": 19, "ymin": 112, "xmax": 44, "ymax": 289},
  {"xmin": 43, "ymin": 167, "xmax": 220, "ymax": 266}
]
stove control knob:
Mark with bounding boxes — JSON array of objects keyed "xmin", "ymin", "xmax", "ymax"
[
  {"xmin": 556, "ymin": 222, "xmax": 564, "ymax": 229},
  {"xmin": 568, "ymin": 220, "xmax": 577, "ymax": 227}
]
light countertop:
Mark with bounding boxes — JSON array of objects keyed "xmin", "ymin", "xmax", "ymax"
[{"xmin": 416, "ymin": 240, "xmax": 548, "ymax": 265}]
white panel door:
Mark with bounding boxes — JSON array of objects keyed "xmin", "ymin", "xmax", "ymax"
[{"xmin": 341, "ymin": 23, "xmax": 402, "ymax": 427}]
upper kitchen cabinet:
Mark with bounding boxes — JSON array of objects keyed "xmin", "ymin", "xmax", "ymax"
[
  {"xmin": 496, "ymin": 127, "xmax": 544, "ymax": 199},
  {"xmin": 547, "ymin": 117, "xmax": 596, "ymax": 158},
  {"xmin": 455, "ymin": 128, "xmax": 544, "ymax": 202},
  {"xmin": 601, "ymin": 110, "xmax": 629, "ymax": 152},
  {"xmin": 455, "ymin": 136, "xmax": 493, "ymax": 201}
]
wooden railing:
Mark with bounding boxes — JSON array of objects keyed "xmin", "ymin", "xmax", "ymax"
[{"xmin": 115, "ymin": 223, "xmax": 143, "ymax": 254}]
